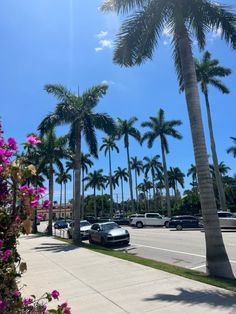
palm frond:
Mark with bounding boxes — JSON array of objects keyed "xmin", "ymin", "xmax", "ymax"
[
  {"xmin": 209, "ymin": 78, "xmax": 230, "ymax": 94},
  {"xmin": 44, "ymin": 84, "xmax": 73, "ymax": 101},
  {"xmin": 91, "ymin": 113, "xmax": 116, "ymax": 136},
  {"xmin": 101, "ymin": 0, "xmax": 147, "ymax": 14}
]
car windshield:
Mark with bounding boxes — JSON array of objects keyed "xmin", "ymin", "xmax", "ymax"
[
  {"xmin": 80, "ymin": 221, "xmax": 90, "ymax": 227},
  {"xmin": 101, "ymin": 223, "xmax": 120, "ymax": 231}
]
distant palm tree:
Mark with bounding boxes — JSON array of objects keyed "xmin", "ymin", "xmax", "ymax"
[
  {"xmin": 131, "ymin": 156, "xmax": 143, "ymax": 209},
  {"xmin": 38, "ymin": 84, "xmax": 115, "ymax": 242},
  {"xmin": 168, "ymin": 167, "xmax": 185, "ymax": 199},
  {"xmin": 143, "ymin": 178, "xmax": 153, "ymax": 211},
  {"xmin": 193, "ymin": 51, "xmax": 232, "ymax": 211},
  {"xmin": 55, "ymin": 171, "xmax": 64, "ymax": 217},
  {"xmin": 210, "ymin": 162, "xmax": 231, "ymax": 178},
  {"xmin": 187, "ymin": 164, "xmax": 198, "ymax": 188},
  {"xmin": 61, "ymin": 171, "xmax": 72, "ymax": 219},
  {"xmin": 142, "ymin": 109, "xmax": 182, "ymax": 216},
  {"xmin": 117, "ymin": 117, "xmax": 141, "ymax": 212},
  {"xmin": 143, "ymin": 155, "xmax": 163, "ymax": 209},
  {"xmin": 227, "ymin": 137, "xmax": 236, "ymax": 158},
  {"xmin": 35, "ymin": 131, "xmax": 69, "ymax": 235},
  {"xmin": 114, "ymin": 167, "xmax": 129, "ymax": 211},
  {"xmin": 101, "ymin": 0, "xmax": 236, "ymax": 278},
  {"xmin": 84, "ymin": 169, "xmax": 104, "ymax": 218},
  {"xmin": 100, "ymin": 136, "xmax": 119, "ymax": 217}
]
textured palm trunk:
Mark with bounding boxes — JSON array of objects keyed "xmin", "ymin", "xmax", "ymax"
[
  {"xmin": 81, "ymin": 169, "xmax": 85, "ymax": 219},
  {"xmin": 204, "ymin": 92, "xmax": 227, "ymax": 211},
  {"xmin": 72, "ymin": 170, "xmax": 75, "ymax": 219},
  {"xmin": 101, "ymin": 189, "xmax": 104, "ymax": 217},
  {"xmin": 135, "ymin": 170, "xmax": 139, "ymax": 211},
  {"xmin": 59, "ymin": 183, "xmax": 62, "ymax": 218},
  {"xmin": 152, "ymin": 175, "xmax": 156, "ymax": 211},
  {"xmin": 160, "ymin": 140, "xmax": 171, "ymax": 217},
  {"xmin": 94, "ymin": 187, "xmax": 97, "ymax": 218},
  {"xmin": 47, "ymin": 165, "xmax": 54, "ymax": 236},
  {"xmin": 178, "ymin": 28, "xmax": 233, "ymax": 278},
  {"xmin": 121, "ymin": 177, "xmax": 124, "ymax": 210},
  {"xmin": 108, "ymin": 148, "xmax": 113, "ymax": 218},
  {"xmin": 73, "ymin": 125, "xmax": 81, "ymax": 243},
  {"xmin": 64, "ymin": 183, "xmax": 67, "ymax": 221},
  {"xmin": 126, "ymin": 145, "xmax": 135, "ymax": 212}
]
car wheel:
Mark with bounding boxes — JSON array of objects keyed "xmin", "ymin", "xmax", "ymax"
[
  {"xmin": 164, "ymin": 221, "xmax": 169, "ymax": 228},
  {"xmin": 67, "ymin": 231, "xmax": 72, "ymax": 239},
  {"xmin": 88, "ymin": 235, "xmax": 94, "ymax": 244},
  {"xmin": 176, "ymin": 224, "xmax": 183, "ymax": 231},
  {"xmin": 136, "ymin": 221, "xmax": 143, "ymax": 228}
]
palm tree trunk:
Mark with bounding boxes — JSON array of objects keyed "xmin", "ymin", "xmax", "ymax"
[
  {"xmin": 135, "ymin": 170, "xmax": 139, "ymax": 211},
  {"xmin": 47, "ymin": 165, "xmax": 54, "ymax": 236},
  {"xmin": 64, "ymin": 183, "xmax": 67, "ymax": 221},
  {"xmin": 81, "ymin": 169, "xmax": 85, "ymax": 219},
  {"xmin": 73, "ymin": 125, "xmax": 81, "ymax": 243},
  {"xmin": 94, "ymin": 188, "xmax": 97, "ymax": 218},
  {"xmin": 108, "ymin": 148, "xmax": 113, "ymax": 218},
  {"xmin": 60, "ymin": 183, "xmax": 62, "ymax": 218},
  {"xmin": 121, "ymin": 178, "xmax": 124, "ymax": 210},
  {"xmin": 152, "ymin": 175, "xmax": 156, "ymax": 211},
  {"xmin": 101, "ymin": 189, "xmax": 104, "ymax": 217},
  {"xmin": 160, "ymin": 139, "xmax": 171, "ymax": 217},
  {"xmin": 126, "ymin": 145, "xmax": 135, "ymax": 212},
  {"xmin": 204, "ymin": 91, "xmax": 227, "ymax": 211},
  {"xmin": 72, "ymin": 170, "xmax": 75, "ymax": 219},
  {"xmin": 177, "ymin": 27, "xmax": 233, "ymax": 278}
]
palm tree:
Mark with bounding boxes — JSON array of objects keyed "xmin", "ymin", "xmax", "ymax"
[
  {"xmin": 143, "ymin": 155, "xmax": 163, "ymax": 209},
  {"xmin": 35, "ymin": 131, "xmax": 69, "ymax": 235},
  {"xmin": 142, "ymin": 109, "xmax": 182, "ymax": 217},
  {"xmin": 117, "ymin": 117, "xmax": 141, "ymax": 212},
  {"xmin": 114, "ymin": 167, "xmax": 129, "ymax": 211},
  {"xmin": 80, "ymin": 153, "xmax": 93, "ymax": 219},
  {"xmin": 38, "ymin": 84, "xmax": 116, "ymax": 242},
  {"xmin": 55, "ymin": 172, "xmax": 64, "ymax": 218},
  {"xmin": 61, "ymin": 171, "xmax": 72, "ymax": 219},
  {"xmin": 143, "ymin": 178, "xmax": 153, "ymax": 211},
  {"xmin": 210, "ymin": 161, "xmax": 231, "ymax": 178},
  {"xmin": 227, "ymin": 137, "xmax": 236, "ymax": 158},
  {"xmin": 84, "ymin": 169, "xmax": 104, "ymax": 218},
  {"xmin": 102, "ymin": 0, "xmax": 236, "ymax": 278},
  {"xmin": 131, "ymin": 156, "xmax": 143, "ymax": 209},
  {"xmin": 193, "ymin": 51, "xmax": 232, "ymax": 211},
  {"xmin": 100, "ymin": 136, "xmax": 119, "ymax": 217},
  {"xmin": 187, "ymin": 164, "xmax": 198, "ymax": 188},
  {"xmin": 168, "ymin": 167, "xmax": 185, "ymax": 199}
]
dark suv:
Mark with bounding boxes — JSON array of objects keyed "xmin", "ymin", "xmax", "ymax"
[{"xmin": 168, "ymin": 215, "xmax": 200, "ymax": 230}]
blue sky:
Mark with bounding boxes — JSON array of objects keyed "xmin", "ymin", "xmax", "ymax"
[{"xmin": 0, "ymin": 0, "xmax": 236, "ymax": 202}]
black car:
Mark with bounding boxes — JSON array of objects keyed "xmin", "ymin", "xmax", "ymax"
[{"xmin": 168, "ymin": 215, "xmax": 200, "ymax": 230}]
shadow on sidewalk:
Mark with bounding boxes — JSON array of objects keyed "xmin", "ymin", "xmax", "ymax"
[
  {"xmin": 143, "ymin": 288, "xmax": 236, "ymax": 309},
  {"xmin": 33, "ymin": 242, "xmax": 80, "ymax": 253}
]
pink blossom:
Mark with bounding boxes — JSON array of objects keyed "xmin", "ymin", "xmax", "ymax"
[
  {"xmin": 37, "ymin": 215, "xmax": 43, "ymax": 220},
  {"xmin": 20, "ymin": 185, "xmax": 29, "ymax": 192},
  {"xmin": 43, "ymin": 200, "xmax": 50, "ymax": 210},
  {"xmin": 4, "ymin": 249, "xmax": 12, "ymax": 259},
  {"xmin": 0, "ymin": 300, "xmax": 6, "ymax": 311},
  {"xmin": 51, "ymin": 290, "xmax": 60, "ymax": 299},
  {"xmin": 4, "ymin": 150, "xmax": 13, "ymax": 158},
  {"xmin": 7, "ymin": 137, "xmax": 17, "ymax": 150},
  {"xmin": 27, "ymin": 135, "xmax": 41, "ymax": 145},
  {"xmin": 0, "ymin": 165, "xmax": 4, "ymax": 173},
  {"xmin": 23, "ymin": 298, "xmax": 33, "ymax": 305},
  {"xmin": 41, "ymin": 304, "xmax": 47, "ymax": 312},
  {"xmin": 0, "ymin": 149, "xmax": 4, "ymax": 158},
  {"xmin": 0, "ymin": 138, "xmax": 4, "ymax": 147},
  {"xmin": 30, "ymin": 196, "xmax": 40, "ymax": 207},
  {"xmin": 13, "ymin": 290, "xmax": 21, "ymax": 298},
  {"xmin": 37, "ymin": 186, "xmax": 47, "ymax": 194},
  {"xmin": 2, "ymin": 158, "xmax": 10, "ymax": 165},
  {"xmin": 59, "ymin": 303, "xmax": 71, "ymax": 314}
]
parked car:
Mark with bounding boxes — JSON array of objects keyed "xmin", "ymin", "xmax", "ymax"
[
  {"xmin": 67, "ymin": 220, "xmax": 91, "ymax": 239},
  {"xmin": 88, "ymin": 222, "xmax": 130, "ymax": 245},
  {"xmin": 129, "ymin": 214, "xmax": 144, "ymax": 224},
  {"xmin": 218, "ymin": 211, "xmax": 236, "ymax": 228},
  {"xmin": 168, "ymin": 215, "xmax": 200, "ymax": 230},
  {"xmin": 54, "ymin": 220, "xmax": 69, "ymax": 229},
  {"xmin": 130, "ymin": 213, "xmax": 170, "ymax": 228}
]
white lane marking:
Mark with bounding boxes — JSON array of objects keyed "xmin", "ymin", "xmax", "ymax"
[
  {"xmin": 191, "ymin": 265, "xmax": 206, "ymax": 270},
  {"xmin": 132, "ymin": 243, "xmax": 236, "ymax": 264}
]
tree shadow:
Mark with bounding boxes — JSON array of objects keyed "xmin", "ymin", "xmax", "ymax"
[
  {"xmin": 33, "ymin": 242, "xmax": 80, "ymax": 253},
  {"xmin": 143, "ymin": 288, "xmax": 236, "ymax": 309}
]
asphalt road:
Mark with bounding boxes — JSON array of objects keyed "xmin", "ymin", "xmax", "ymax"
[{"xmin": 38, "ymin": 222, "xmax": 236, "ymax": 275}]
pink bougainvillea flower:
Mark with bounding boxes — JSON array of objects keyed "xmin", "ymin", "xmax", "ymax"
[
  {"xmin": 30, "ymin": 196, "xmax": 40, "ymax": 207},
  {"xmin": 43, "ymin": 200, "xmax": 50, "ymax": 210},
  {"xmin": 2, "ymin": 158, "xmax": 10, "ymax": 165},
  {"xmin": 13, "ymin": 290, "xmax": 21, "ymax": 298},
  {"xmin": 0, "ymin": 300, "xmax": 6, "ymax": 311},
  {"xmin": 4, "ymin": 249, "xmax": 12, "ymax": 260},
  {"xmin": 59, "ymin": 303, "xmax": 71, "ymax": 314},
  {"xmin": 7, "ymin": 137, "xmax": 17, "ymax": 150},
  {"xmin": 4, "ymin": 150, "xmax": 13, "ymax": 158},
  {"xmin": 51, "ymin": 290, "xmax": 60, "ymax": 299},
  {"xmin": 23, "ymin": 298, "xmax": 33, "ymax": 305},
  {"xmin": 41, "ymin": 304, "xmax": 47, "ymax": 312},
  {"xmin": 37, "ymin": 215, "xmax": 43, "ymax": 220},
  {"xmin": 20, "ymin": 185, "xmax": 29, "ymax": 192},
  {"xmin": 0, "ymin": 149, "xmax": 4, "ymax": 158},
  {"xmin": 26, "ymin": 135, "xmax": 41, "ymax": 145},
  {"xmin": 37, "ymin": 186, "xmax": 47, "ymax": 194},
  {"xmin": 0, "ymin": 138, "xmax": 4, "ymax": 147},
  {"xmin": 0, "ymin": 165, "xmax": 4, "ymax": 173}
]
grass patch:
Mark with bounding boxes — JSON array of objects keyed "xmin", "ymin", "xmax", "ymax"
[{"xmin": 54, "ymin": 236, "xmax": 236, "ymax": 292}]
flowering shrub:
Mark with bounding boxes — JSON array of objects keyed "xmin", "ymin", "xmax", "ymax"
[{"xmin": 0, "ymin": 125, "xmax": 70, "ymax": 313}]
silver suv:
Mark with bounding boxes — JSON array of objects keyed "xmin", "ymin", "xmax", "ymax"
[{"xmin": 218, "ymin": 211, "xmax": 236, "ymax": 228}]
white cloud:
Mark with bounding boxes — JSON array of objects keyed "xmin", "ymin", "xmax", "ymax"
[
  {"xmin": 101, "ymin": 80, "xmax": 115, "ymax": 85},
  {"xmin": 96, "ymin": 30, "xmax": 108, "ymax": 39},
  {"xmin": 212, "ymin": 27, "xmax": 222, "ymax": 38},
  {"xmin": 95, "ymin": 47, "xmax": 103, "ymax": 52},
  {"xmin": 100, "ymin": 39, "xmax": 113, "ymax": 48}
]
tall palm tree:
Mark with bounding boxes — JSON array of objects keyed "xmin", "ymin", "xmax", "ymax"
[
  {"xmin": 38, "ymin": 84, "xmax": 116, "ymax": 242},
  {"xmin": 227, "ymin": 137, "xmax": 236, "ymax": 158},
  {"xmin": 193, "ymin": 51, "xmax": 232, "ymax": 211},
  {"xmin": 61, "ymin": 171, "xmax": 72, "ymax": 219},
  {"xmin": 210, "ymin": 161, "xmax": 231, "ymax": 178},
  {"xmin": 168, "ymin": 167, "xmax": 185, "ymax": 199},
  {"xmin": 114, "ymin": 167, "xmax": 129, "ymax": 211},
  {"xmin": 84, "ymin": 169, "xmax": 104, "ymax": 218},
  {"xmin": 117, "ymin": 117, "xmax": 141, "ymax": 213},
  {"xmin": 35, "ymin": 131, "xmax": 69, "ymax": 235},
  {"xmin": 143, "ymin": 155, "xmax": 163, "ymax": 209},
  {"xmin": 187, "ymin": 164, "xmax": 198, "ymax": 188},
  {"xmin": 100, "ymin": 136, "xmax": 119, "ymax": 217},
  {"xmin": 102, "ymin": 0, "xmax": 236, "ymax": 278},
  {"xmin": 55, "ymin": 172, "xmax": 64, "ymax": 218},
  {"xmin": 131, "ymin": 156, "xmax": 143, "ymax": 209},
  {"xmin": 142, "ymin": 109, "xmax": 182, "ymax": 217}
]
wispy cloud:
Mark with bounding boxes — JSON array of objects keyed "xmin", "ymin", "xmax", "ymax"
[
  {"xmin": 95, "ymin": 31, "xmax": 113, "ymax": 52},
  {"xmin": 101, "ymin": 80, "xmax": 115, "ymax": 85},
  {"xmin": 96, "ymin": 30, "xmax": 108, "ymax": 39}
]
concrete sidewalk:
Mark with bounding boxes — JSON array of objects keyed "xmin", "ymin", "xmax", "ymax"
[{"xmin": 18, "ymin": 235, "xmax": 236, "ymax": 314}]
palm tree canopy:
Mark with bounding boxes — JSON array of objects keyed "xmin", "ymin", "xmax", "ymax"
[
  {"xmin": 117, "ymin": 117, "xmax": 141, "ymax": 148},
  {"xmin": 142, "ymin": 109, "xmax": 182, "ymax": 153},
  {"xmin": 101, "ymin": 0, "xmax": 236, "ymax": 74},
  {"xmin": 143, "ymin": 155, "xmax": 163, "ymax": 179},
  {"xmin": 131, "ymin": 156, "xmax": 143, "ymax": 175},
  {"xmin": 105, "ymin": 175, "xmax": 119, "ymax": 189},
  {"xmin": 38, "ymin": 84, "xmax": 116, "ymax": 158},
  {"xmin": 114, "ymin": 167, "xmax": 129, "ymax": 182},
  {"xmin": 168, "ymin": 167, "xmax": 185, "ymax": 189},
  {"xmin": 84, "ymin": 169, "xmax": 105, "ymax": 191},
  {"xmin": 193, "ymin": 51, "xmax": 232, "ymax": 94},
  {"xmin": 227, "ymin": 136, "xmax": 236, "ymax": 158},
  {"xmin": 100, "ymin": 136, "xmax": 119, "ymax": 156},
  {"xmin": 66, "ymin": 152, "xmax": 94, "ymax": 174},
  {"xmin": 210, "ymin": 161, "xmax": 231, "ymax": 177}
]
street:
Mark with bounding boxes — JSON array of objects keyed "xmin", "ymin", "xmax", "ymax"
[{"xmin": 38, "ymin": 222, "xmax": 236, "ymax": 275}]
